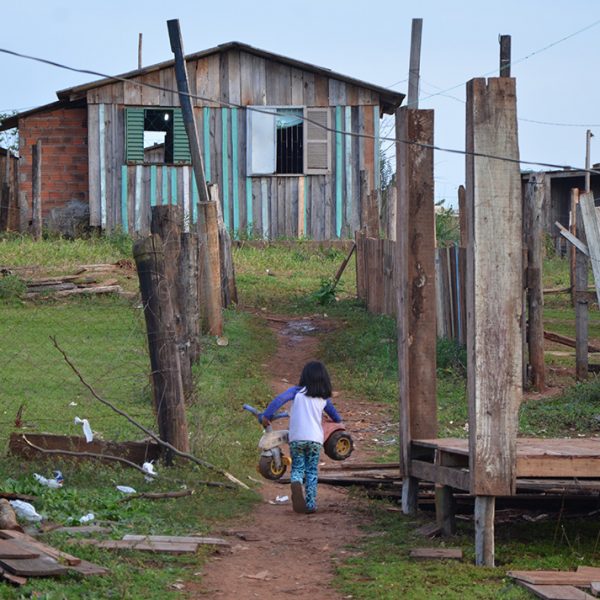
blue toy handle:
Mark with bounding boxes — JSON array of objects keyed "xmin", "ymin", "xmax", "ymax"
[{"xmin": 242, "ymin": 404, "xmax": 289, "ymax": 420}]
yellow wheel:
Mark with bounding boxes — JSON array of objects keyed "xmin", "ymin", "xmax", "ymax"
[
  {"xmin": 258, "ymin": 455, "xmax": 287, "ymax": 480},
  {"xmin": 324, "ymin": 431, "xmax": 354, "ymax": 461}
]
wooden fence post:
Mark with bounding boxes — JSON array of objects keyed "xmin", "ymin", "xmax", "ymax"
[
  {"xmin": 198, "ymin": 194, "xmax": 223, "ymax": 337},
  {"xmin": 133, "ymin": 234, "xmax": 190, "ymax": 461},
  {"xmin": 31, "ymin": 141, "xmax": 42, "ymax": 240},
  {"xmin": 150, "ymin": 205, "xmax": 197, "ymax": 400},
  {"xmin": 576, "ymin": 199, "xmax": 589, "ymax": 381},
  {"xmin": 525, "ymin": 173, "xmax": 546, "ymax": 392},
  {"xmin": 396, "ymin": 106, "xmax": 437, "ymax": 514},
  {"xmin": 466, "ymin": 77, "xmax": 522, "ymax": 567}
]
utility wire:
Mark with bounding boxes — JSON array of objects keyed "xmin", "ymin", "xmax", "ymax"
[
  {"xmin": 1, "ymin": 46, "xmax": 600, "ymax": 175},
  {"xmin": 406, "ymin": 18, "xmax": 600, "ymax": 107}
]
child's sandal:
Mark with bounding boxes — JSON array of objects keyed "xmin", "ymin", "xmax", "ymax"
[{"xmin": 291, "ymin": 481, "xmax": 307, "ymax": 513}]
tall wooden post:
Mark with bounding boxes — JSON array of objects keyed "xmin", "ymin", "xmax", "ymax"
[
  {"xmin": 151, "ymin": 205, "xmax": 196, "ymax": 399},
  {"xmin": 138, "ymin": 33, "xmax": 143, "ymax": 70},
  {"xmin": 407, "ymin": 18, "xmax": 423, "ymax": 108},
  {"xmin": 576, "ymin": 198, "xmax": 589, "ymax": 381},
  {"xmin": 133, "ymin": 235, "xmax": 190, "ymax": 461},
  {"xmin": 31, "ymin": 141, "xmax": 42, "ymax": 240},
  {"xmin": 167, "ymin": 19, "xmax": 209, "ymax": 205},
  {"xmin": 525, "ymin": 173, "xmax": 546, "ymax": 392},
  {"xmin": 458, "ymin": 185, "xmax": 467, "ymax": 248},
  {"xmin": 396, "ymin": 107, "xmax": 437, "ymax": 514},
  {"xmin": 570, "ymin": 188, "xmax": 579, "ymax": 306},
  {"xmin": 466, "ymin": 78, "xmax": 522, "ymax": 567},
  {"xmin": 499, "ymin": 35, "xmax": 511, "ymax": 77}
]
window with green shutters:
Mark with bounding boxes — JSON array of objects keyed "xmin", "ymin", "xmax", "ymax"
[{"xmin": 125, "ymin": 107, "xmax": 191, "ymax": 164}]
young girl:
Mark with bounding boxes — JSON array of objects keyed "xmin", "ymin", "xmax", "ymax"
[{"xmin": 259, "ymin": 361, "xmax": 342, "ymax": 514}]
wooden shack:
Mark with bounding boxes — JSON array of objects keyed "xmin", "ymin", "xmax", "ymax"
[{"xmin": 0, "ymin": 42, "xmax": 404, "ymax": 239}]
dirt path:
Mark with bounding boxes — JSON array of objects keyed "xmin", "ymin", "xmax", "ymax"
[{"xmin": 194, "ymin": 315, "xmax": 391, "ymax": 599}]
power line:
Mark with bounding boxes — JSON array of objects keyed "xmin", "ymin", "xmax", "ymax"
[
  {"xmin": 419, "ymin": 77, "xmax": 600, "ymax": 128},
  {"xmin": 407, "ymin": 18, "xmax": 600, "ymax": 107},
  {"xmin": 1, "ymin": 46, "xmax": 600, "ymax": 175}
]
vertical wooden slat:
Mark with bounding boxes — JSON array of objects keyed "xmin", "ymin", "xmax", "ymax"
[
  {"xmin": 182, "ymin": 166, "xmax": 191, "ymax": 233},
  {"xmin": 221, "ymin": 108, "xmax": 230, "ymax": 230},
  {"xmin": 87, "ymin": 104, "xmax": 101, "ymax": 227},
  {"xmin": 134, "ymin": 165, "xmax": 143, "ymax": 233},
  {"xmin": 298, "ymin": 176, "xmax": 305, "ymax": 237},
  {"xmin": 345, "ymin": 107, "xmax": 353, "ymax": 237},
  {"xmin": 466, "ymin": 77, "xmax": 522, "ymax": 501},
  {"xmin": 575, "ymin": 201, "xmax": 589, "ymax": 381},
  {"xmin": 261, "ymin": 178, "xmax": 269, "ymax": 238},
  {"xmin": 203, "ymin": 107, "xmax": 211, "ymax": 182},
  {"xmin": 231, "ymin": 107, "xmax": 239, "ymax": 235},
  {"xmin": 162, "ymin": 166, "xmax": 169, "ymax": 205},
  {"xmin": 335, "ymin": 106, "xmax": 343, "ymax": 238},
  {"xmin": 99, "ymin": 103, "xmax": 107, "ymax": 229},
  {"xmin": 150, "ymin": 165, "xmax": 157, "ymax": 207},
  {"xmin": 121, "ymin": 165, "xmax": 128, "ymax": 233},
  {"xmin": 170, "ymin": 167, "xmax": 177, "ymax": 206}
]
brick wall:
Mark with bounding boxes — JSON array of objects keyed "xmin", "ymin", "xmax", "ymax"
[{"xmin": 18, "ymin": 106, "xmax": 88, "ymax": 223}]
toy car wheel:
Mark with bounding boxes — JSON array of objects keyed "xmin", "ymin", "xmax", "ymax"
[
  {"xmin": 324, "ymin": 431, "xmax": 354, "ymax": 461},
  {"xmin": 258, "ymin": 455, "xmax": 287, "ymax": 480}
]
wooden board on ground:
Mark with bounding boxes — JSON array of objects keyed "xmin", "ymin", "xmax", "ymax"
[
  {"xmin": 0, "ymin": 530, "xmax": 81, "ymax": 566},
  {"xmin": 516, "ymin": 582, "xmax": 594, "ymax": 600},
  {"xmin": 92, "ymin": 539, "xmax": 199, "ymax": 553},
  {"xmin": 0, "ymin": 566, "xmax": 27, "ymax": 586},
  {"xmin": 69, "ymin": 559, "xmax": 109, "ymax": 576},
  {"xmin": 0, "ymin": 540, "xmax": 39, "ymax": 559},
  {"xmin": 409, "ymin": 548, "xmax": 462, "ymax": 560},
  {"xmin": 49, "ymin": 525, "xmax": 111, "ymax": 535},
  {"xmin": 9, "ymin": 433, "xmax": 161, "ymax": 464},
  {"xmin": 508, "ymin": 570, "xmax": 600, "ymax": 586},
  {"xmin": 0, "ymin": 554, "xmax": 70, "ymax": 577},
  {"xmin": 122, "ymin": 534, "xmax": 229, "ymax": 546}
]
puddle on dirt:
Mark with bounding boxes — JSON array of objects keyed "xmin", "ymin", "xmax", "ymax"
[{"xmin": 280, "ymin": 320, "xmax": 318, "ymax": 338}]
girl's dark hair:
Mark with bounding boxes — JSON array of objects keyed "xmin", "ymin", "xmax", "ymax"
[{"xmin": 298, "ymin": 361, "xmax": 332, "ymax": 399}]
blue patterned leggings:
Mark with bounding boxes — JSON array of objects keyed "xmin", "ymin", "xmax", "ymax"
[{"xmin": 289, "ymin": 441, "xmax": 322, "ymax": 511}]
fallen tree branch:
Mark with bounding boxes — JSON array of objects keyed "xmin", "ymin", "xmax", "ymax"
[
  {"xmin": 22, "ymin": 435, "xmax": 156, "ymax": 478},
  {"xmin": 119, "ymin": 490, "xmax": 194, "ymax": 503},
  {"xmin": 50, "ymin": 336, "xmax": 250, "ymax": 491}
]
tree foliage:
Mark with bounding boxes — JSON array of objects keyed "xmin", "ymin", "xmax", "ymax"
[{"xmin": 0, "ymin": 112, "xmax": 19, "ymax": 154}]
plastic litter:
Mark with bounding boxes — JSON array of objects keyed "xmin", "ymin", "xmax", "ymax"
[
  {"xmin": 142, "ymin": 461, "xmax": 157, "ymax": 482},
  {"xmin": 79, "ymin": 513, "xmax": 95, "ymax": 523},
  {"xmin": 10, "ymin": 500, "xmax": 42, "ymax": 522},
  {"xmin": 74, "ymin": 416, "xmax": 93, "ymax": 442},
  {"xmin": 275, "ymin": 495, "xmax": 289, "ymax": 503},
  {"xmin": 116, "ymin": 485, "xmax": 136, "ymax": 494},
  {"xmin": 33, "ymin": 470, "xmax": 64, "ymax": 489}
]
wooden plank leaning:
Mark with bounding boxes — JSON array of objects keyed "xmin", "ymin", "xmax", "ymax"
[{"xmin": 578, "ymin": 192, "xmax": 600, "ymax": 305}]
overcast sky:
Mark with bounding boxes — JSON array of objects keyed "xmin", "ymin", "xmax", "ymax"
[{"xmin": 2, "ymin": 1, "xmax": 599, "ymax": 206}]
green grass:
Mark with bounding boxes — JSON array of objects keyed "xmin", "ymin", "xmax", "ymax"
[{"xmin": 335, "ymin": 501, "xmax": 600, "ymax": 600}]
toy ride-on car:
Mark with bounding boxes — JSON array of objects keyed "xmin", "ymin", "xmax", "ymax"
[{"xmin": 243, "ymin": 404, "xmax": 354, "ymax": 480}]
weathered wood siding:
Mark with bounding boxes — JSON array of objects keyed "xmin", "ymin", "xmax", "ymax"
[{"xmin": 86, "ymin": 48, "xmax": 382, "ymax": 238}]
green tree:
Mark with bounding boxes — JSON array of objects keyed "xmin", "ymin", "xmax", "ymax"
[
  {"xmin": 435, "ymin": 200, "xmax": 459, "ymax": 247},
  {"xmin": 0, "ymin": 112, "xmax": 18, "ymax": 154}
]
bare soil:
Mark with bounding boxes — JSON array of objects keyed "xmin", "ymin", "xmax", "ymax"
[{"xmin": 191, "ymin": 315, "xmax": 392, "ymax": 599}]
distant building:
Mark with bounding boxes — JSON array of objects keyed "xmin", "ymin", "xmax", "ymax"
[
  {"xmin": 0, "ymin": 42, "xmax": 404, "ymax": 239},
  {"xmin": 522, "ymin": 168, "xmax": 600, "ymax": 254}
]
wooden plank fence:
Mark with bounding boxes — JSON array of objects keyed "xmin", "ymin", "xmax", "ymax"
[{"xmin": 355, "ymin": 232, "xmax": 465, "ymax": 343}]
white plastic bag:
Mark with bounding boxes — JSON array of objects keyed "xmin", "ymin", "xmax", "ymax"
[
  {"xmin": 10, "ymin": 500, "xmax": 42, "ymax": 522},
  {"xmin": 33, "ymin": 470, "xmax": 63, "ymax": 489},
  {"xmin": 74, "ymin": 416, "xmax": 93, "ymax": 442},
  {"xmin": 79, "ymin": 513, "xmax": 95, "ymax": 523},
  {"xmin": 142, "ymin": 461, "xmax": 157, "ymax": 482},
  {"xmin": 116, "ymin": 485, "xmax": 136, "ymax": 494}
]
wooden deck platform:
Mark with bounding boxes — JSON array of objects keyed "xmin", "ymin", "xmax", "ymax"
[{"xmin": 411, "ymin": 438, "xmax": 600, "ymax": 493}]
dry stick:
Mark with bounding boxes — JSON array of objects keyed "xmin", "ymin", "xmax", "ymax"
[
  {"xmin": 118, "ymin": 490, "xmax": 195, "ymax": 503},
  {"xmin": 50, "ymin": 336, "xmax": 250, "ymax": 491},
  {"xmin": 331, "ymin": 242, "xmax": 356, "ymax": 290}
]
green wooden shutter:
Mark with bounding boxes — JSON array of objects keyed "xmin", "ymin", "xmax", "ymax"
[
  {"xmin": 125, "ymin": 108, "xmax": 145, "ymax": 163},
  {"xmin": 172, "ymin": 109, "xmax": 192, "ymax": 163}
]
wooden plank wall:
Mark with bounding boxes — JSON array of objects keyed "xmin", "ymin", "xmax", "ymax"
[
  {"xmin": 355, "ymin": 235, "xmax": 466, "ymax": 344},
  {"xmin": 0, "ymin": 152, "xmax": 19, "ymax": 231},
  {"xmin": 86, "ymin": 48, "xmax": 383, "ymax": 238}
]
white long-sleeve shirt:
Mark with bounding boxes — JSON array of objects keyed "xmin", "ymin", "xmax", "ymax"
[{"xmin": 288, "ymin": 389, "xmax": 327, "ymax": 444}]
